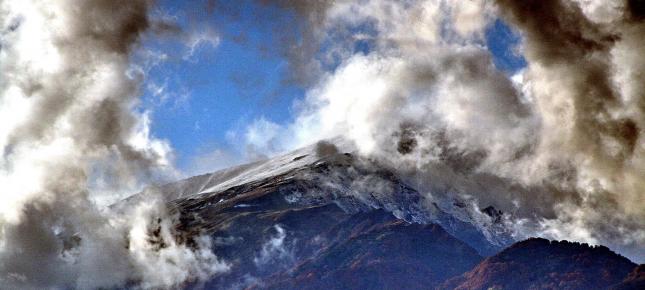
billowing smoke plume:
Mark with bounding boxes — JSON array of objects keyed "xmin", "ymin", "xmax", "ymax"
[
  {"xmin": 0, "ymin": 0, "xmax": 227, "ymax": 288},
  {"xmin": 237, "ymin": 0, "xmax": 644, "ymax": 262}
]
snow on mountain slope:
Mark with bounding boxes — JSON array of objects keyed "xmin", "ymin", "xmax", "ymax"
[
  {"xmin": 156, "ymin": 140, "xmax": 354, "ymax": 201},
  {"xmin": 133, "ymin": 139, "xmax": 641, "ymax": 289},
  {"xmin": 146, "ymin": 139, "xmax": 512, "ymax": 257}
]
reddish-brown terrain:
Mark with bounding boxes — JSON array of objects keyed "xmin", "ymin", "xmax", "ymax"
[{"xmin": 439, "ymin": 238, "xmax": 638, "ymax": 290}]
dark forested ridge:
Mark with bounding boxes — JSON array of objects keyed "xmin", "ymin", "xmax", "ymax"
[{"xmin": 439, "ymin": 238, "xmax": 638, "ymax": 290}]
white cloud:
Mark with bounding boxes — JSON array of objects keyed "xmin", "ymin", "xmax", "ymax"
[
  {"xmin": 228, "ymin": 0, "xmax": 645, "ymax": 262},
  {"xmin": 254, "ymin": 225, "xmax": 293, "ymax": 267},
  {"xmin": 0, "ymin": 0, "xmax": 228, "ymax": 287},
  {"xmin": 183, "ymin": 28, "xmax": 220, "ymax": 61}
]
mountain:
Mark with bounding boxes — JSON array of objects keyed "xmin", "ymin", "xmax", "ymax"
[
  {"xmin": 155, "ymin": 141, "xmax": 511, "ymax": 257},
  {"xmin": 259, "ymin": 215, "xmax": 482, "ymax": 290},
  {"xmin": 610, "ymin": 265, "xmax": 645, "ymax": 290},
  {"xmin": 137, "ymin": 141, "xmax": 641, "ymax": 289},
  {"xmin": 154, "ymin": 143, "xmax": 488, "ymax": 289},
  {"xmin": 439, "ymin": 238, "xmax": 638, "ymax": 290}
]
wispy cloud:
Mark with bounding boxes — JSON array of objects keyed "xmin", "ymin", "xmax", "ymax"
[
  {"xmin": 183, "ymin": 28, "xmax": 220, "ymax": 61},
  {"xmin": 254, "ymin": 225, "xmax": 294, "ymax": 267}
]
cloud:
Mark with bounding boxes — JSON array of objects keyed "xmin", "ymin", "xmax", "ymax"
[
  {"xmin": 227, "ymin": 117, "xmax": 287, "ymax": 161},
  {"xmin": 122, "ymin": 194, "xmax": 230, "ymax": 288},
  {"xmin": 494, "ymin": 0, "xmax": 645, "ymax": 261},
  {"xmin": 231, "ymin": 0, "xmax": 644, "ymax": 262},
  {"xmin": 254, "ymin": 225, "xmax": 294, "ymax": 267},
  {"xmin": 182, "ymin": 28, "xmax": 220, "ymax": 61},
  {"xmin": 0, "ymin": 0, "xmax": 227, "ymax": 288},
  {"xmin": 185, "ymin": 146, "xmax": 243, "ymax": 177}
]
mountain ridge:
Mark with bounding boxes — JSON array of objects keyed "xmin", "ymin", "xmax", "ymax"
[{"xmin": 135, "ymin": 141, "xmax": 642, "ymax": 289}]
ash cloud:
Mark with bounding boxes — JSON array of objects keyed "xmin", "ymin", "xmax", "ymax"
[
  {"xmin": 236, "ymin": 0, "xmax": 645, "ymax": 262},
  {"xmin": 0, "ymin": 0, "xmax": 227, "ymax": 288}
]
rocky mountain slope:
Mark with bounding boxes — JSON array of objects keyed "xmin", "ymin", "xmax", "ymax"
[
  {"xmin": 258, "ymin": 215, "xmax": 482, "ymax": 290},
  {"xmin": 139, "ymin": 142, "xmax": 642, "ymax": 289},
  {"xmin": 156, "ymin": 142, "xmax": 511, "ymax": 257},
  {"xmin": 160, "ymin": 147, "xmax": 488, "ymax": 289}
]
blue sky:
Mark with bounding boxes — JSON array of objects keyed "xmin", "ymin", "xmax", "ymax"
[
  {"xmin": 138, "ymin": 0, "xmax": 305, "ymax": 172},
  {"xmin": 140, "ymin": 1, "xmax": 526, "ymax": 174}
]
